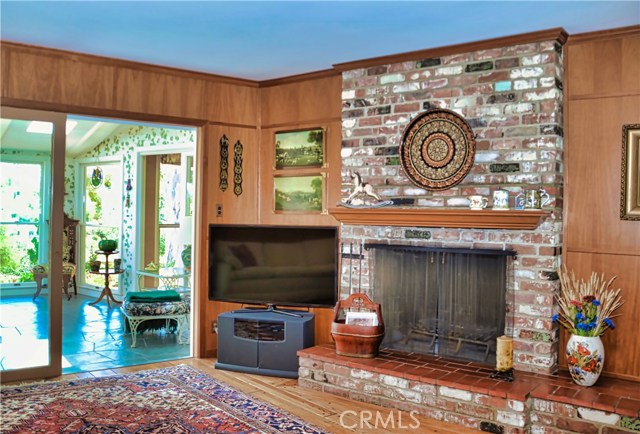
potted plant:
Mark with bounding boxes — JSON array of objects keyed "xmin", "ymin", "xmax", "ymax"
[
  {"xmin": 98, "ymin": 238, "xmax": 118, "ymax": 252},
  {"xmin": 88, "ymin": 251, "xmax": 101, "ymax": 273},
  {"xmin": 553, "ymin": 266, "xmax": 625, "ymax": 386}
]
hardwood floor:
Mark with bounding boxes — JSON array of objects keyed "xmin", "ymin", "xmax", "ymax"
[{"xmin": 33, "ymin": 358, "xmax": 478, "ymax": 433}]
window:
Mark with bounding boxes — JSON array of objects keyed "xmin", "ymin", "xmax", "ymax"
[
  {"xmin": 158, "ymin": 153, "xmax": 193, "ymax": 268},
  {"xmin": 80, "ymin": 162, "xmax": 122, "ymax": 287},
  {"xmin": 0, "ymin": 158, "xmax": 49, "ymax": 286}
]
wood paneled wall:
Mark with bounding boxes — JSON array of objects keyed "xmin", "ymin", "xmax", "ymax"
[
  {"xmin": 1, "ymin": 42, "xmax": 260, "ymax": 359},
  {"xmin": 204, "ymin": 73, "xmax": 343, "ymax": 356},
  {"xmin": 0, "ymin": 42, "xmax": 342, "ymax": 357},
  {"xmin": 564, "ymin": 26, "xmax": 640, "ymax": 380}
]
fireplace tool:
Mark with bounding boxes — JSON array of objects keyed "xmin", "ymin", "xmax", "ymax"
[{"xmin": 331, "ymin": 242, "xmax": 385, "ymax": 358}]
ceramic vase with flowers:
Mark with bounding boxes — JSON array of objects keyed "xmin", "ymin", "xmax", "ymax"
[{"xmin": 553, "ymin": 267, "xmax": 625, "ymax": 386}]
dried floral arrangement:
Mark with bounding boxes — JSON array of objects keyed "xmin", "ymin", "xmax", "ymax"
[{"xmin": 553, "ymin": 266, "xmax": 625, "ymax": 337}]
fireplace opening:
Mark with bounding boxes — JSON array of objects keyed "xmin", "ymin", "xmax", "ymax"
[{"xmin": 367, "ymin": 244, "xmax": 515, "ymax": 365}]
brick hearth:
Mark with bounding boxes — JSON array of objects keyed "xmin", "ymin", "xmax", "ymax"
[{"xmin": 298, "ymin": 345, "xmax": 640, "ymax": 434}]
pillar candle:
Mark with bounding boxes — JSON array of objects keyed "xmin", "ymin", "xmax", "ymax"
[{"xmin": 496, "ymin": 335, "xmax": 513, "ymax": 371}]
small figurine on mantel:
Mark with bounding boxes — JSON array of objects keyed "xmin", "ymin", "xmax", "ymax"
[{"xmin": 341, "ymin": 172, "xmax": 393, "ymax": 208}]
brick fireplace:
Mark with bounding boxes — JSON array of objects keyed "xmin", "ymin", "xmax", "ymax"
[
  {"xmin": 335, "ymin": 34, "xmax": 565, "ymax": 375},
  {"xmin": 297, "ymin": 30, "xmax": 640, "ymax": 434}
]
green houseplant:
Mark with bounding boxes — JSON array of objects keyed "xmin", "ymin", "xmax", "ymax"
[
  {"xmin": 553, "ymin": 266, "xmax": 625, "ymax": 386},
  {"xmin": 88, "ymin": 250, "xmax": 101, "ymax": 273}
]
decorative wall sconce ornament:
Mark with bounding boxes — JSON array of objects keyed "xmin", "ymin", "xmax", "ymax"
[
  {"xmin": 621, "ymin": 124, "xmax": 640, "ymax": 220},
  {"xmin": 233, "ymin": 140, "xmax": 243, "ymax": 197},
  {"xmin": 219, "ymin": 135, "xmax": 229, "ymax": 192},
  {"xmin": 400, "ymin": 108, "xmax": 476, "ymax": 191},
  {"xmin": 125, "ymin": 178, "xmax": 133, "ymax": 208}
]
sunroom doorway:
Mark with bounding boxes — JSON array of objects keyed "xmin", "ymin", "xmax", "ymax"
[{"xmin": 1, "ymin": 113, "xmax": 197, "ymax": 374}]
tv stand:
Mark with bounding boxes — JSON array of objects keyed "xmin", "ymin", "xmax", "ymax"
[
  {"xmin": 215, "ymin": 309, "xmax": 314, "ymax": 378},
  {"xmin": 233, "ymin": 304, "xmax": 304, "ymax": 318}
]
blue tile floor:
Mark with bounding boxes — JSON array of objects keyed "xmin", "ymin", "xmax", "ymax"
[{"xmin": 0, "ymin": 294, "xmax": 190, "ymax": 374}]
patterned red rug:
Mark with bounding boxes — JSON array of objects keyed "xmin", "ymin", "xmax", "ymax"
[{"xmin": 1, "ymin": 365, "xmax": 325, "ymax": 433}]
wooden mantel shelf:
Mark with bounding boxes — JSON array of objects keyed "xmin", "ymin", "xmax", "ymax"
[{"xmin": 328, "ymin": 207, "xmax": 549, "ymax": 230}]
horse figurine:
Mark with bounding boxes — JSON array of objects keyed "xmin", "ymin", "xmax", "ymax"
[{"xmin": 346, "ymin": 172, "xmax": 381, "ymax": 204}]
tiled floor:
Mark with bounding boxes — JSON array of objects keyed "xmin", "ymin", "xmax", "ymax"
[{"xmin": 0, "ymin": 294, "xmax": 190, "ymax": 374}]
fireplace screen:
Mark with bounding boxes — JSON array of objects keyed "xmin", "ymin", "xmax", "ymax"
[{"xmin": 369, "ymin": 245, "xmax": 512, "ymax": 365}]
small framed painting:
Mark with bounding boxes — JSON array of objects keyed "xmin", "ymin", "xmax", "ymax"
[
  {"xmin": 274, "ymin": 175, "xmax": 324, "ymax": 213},
  {"xmin": 275, "ymin": 128, "xmax": 324, "ymax": 169},
  {"xmin": 621, "ymin": 124, "xmax": 640, "ymax": 220}
]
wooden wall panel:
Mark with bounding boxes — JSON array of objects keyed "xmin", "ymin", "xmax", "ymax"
[
  {"xmin": 204, "ymin": 125, "xmax": 259, "ymax": 226},
  {"xmin": 260, "ymin": 75, "xmax": 341, "ymax": 127},
  {"xmin": 113, "ymin": 68, "xmax": 206, "ymax": 119},
  {"xmin": 562, "ymin": 252, "xmax": 640, "ymax": 380},
  {"xmin": 564, "ymin": 27, "xmax": 640, "ymax": 381},
  {"xmin": 565, "ymin": 95, "xmax": 640, "ymax": 254},
  {"xmin": 3, "ymin": 47, "xmax": 115, "ymax": 109},
  {"xmin": 204, "ymin": 82, "xmax": 258, "ymax": 127},
  {"xmin": 566, "ymin": 31, "xmax": 640, "ymax": 98}
]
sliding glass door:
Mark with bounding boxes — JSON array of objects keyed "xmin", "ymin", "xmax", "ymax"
[{"xmin": 0, "ymin": 107, "xmax": 66, "ymax": 382}]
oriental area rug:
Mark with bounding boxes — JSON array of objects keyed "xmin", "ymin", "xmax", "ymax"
[{"xmin": 1, "ymin": 365, "xmax": 324, "ymax": 433}]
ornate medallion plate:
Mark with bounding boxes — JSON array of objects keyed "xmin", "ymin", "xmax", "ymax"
[{"xmin": 400, "ymin": 109, "xmax": 476, "ymax": 191}]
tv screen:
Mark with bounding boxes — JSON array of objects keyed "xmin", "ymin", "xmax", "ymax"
[{"xmin": 209, "ymin": 225, "xmax": 338, "ymax": 308}]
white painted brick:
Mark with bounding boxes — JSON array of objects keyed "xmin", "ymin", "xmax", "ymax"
[
  {"xmin": 474, "ymin": 152, "xmax": 501, "ymax": 163},
  {"xmin": 530, "ymin": 426, "xmax": 545, "ymax": 434},
  {"xmin": 379, "ymin": 374, "xmax": 409, "ymax": 389},
  {"xmin": 342, "ymin": 119, "xmax": 356, "ymax": 129},
  {"xmin": 403, "ymin": 187, "xmax": 427, "ymax": 196},
  {"xmin": 514, "ymin": 79, "xmax": 538, "ymax": 90},
  {"xmin": 409, "ymin": 383, "xmax": 437, "ymax": 395},
  {"xmin": 446, "ymin": 198, "xmax": 470, "ymax": 207},
  {"xmin": 350, "ymin": 369, "xmax": 377, "ymax": 380},
  {"xmin": 540, "ymin": 77, "xmax": 556, "ymax": 88},
  {"xmin": 510, "ymin": 67, "xmax": 544, "ymax": 79},
  {"xmin": 577, "ymin": 407, "xmax": 620, "ymax": 425},
  {"xmin": 505, "ymin": 103, "xmax": 535, "ymax": 114},
  {"xmin": 524, "ymin": 88, "xmax": 560, "ymax": 101},
  {"xmin": 298, "ymin": 367, "xmax": 310, "ymax": 378},
  {"xmin": 380, "ymin": 73, "xmax": 405, "ymax": 85},
  {"xmin": 392, "ymin": 83, "xmax": 420, "ymax": 93},
  {"xmin": 342, "ymin": 89, "xmax": 356, "ymax": 100},
  {"xmin": 439, "ymin": 386, "xmax": 472, "ymax": 402},
  {"xmin": 508, "ymin": 399, "xmax": 526, "ymax": 412},
  {"xmin": 496, "ymin": 410, "xmax": 526, "ymax": 427},
  {"xmin": 435, "ymin": 66, "xmax": 463, "ymax": 76}
]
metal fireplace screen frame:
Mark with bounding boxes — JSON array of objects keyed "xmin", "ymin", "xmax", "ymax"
[{"xmin": 366, "ymin": 244, "xmax": 515, "ymax": 365}]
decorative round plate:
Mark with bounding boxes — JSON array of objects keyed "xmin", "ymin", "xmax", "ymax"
[{"xmin": 400, "ymin": 108, "xmax": 476, "ymax": 191}]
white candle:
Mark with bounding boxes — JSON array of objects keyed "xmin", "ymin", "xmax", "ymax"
[{"xmin": 496, "ymin": 335, "xmax": 513, "ymax": 371}]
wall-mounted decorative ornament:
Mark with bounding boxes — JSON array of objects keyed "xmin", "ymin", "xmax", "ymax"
[
  {"xmin": 219, "ymin": 135, "xmax": 229, "ymax": 192},
  {"xmin": 233, "ymin": 140, "xmax": 243, "ymax": 196},
  {"xmin": 400, "ymin": 108, "xmax": 476, "ymax": 191},
  {"xmin": 125, "ymin": 178, "xmax": 133, "ymax": 208},
  {"xmin": 91, "ymin": 167, "xmax": 103, "ymax": 188}
]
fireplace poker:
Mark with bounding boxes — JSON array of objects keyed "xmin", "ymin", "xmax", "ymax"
[
  {"xmin": 349, "ymin": 242, "xmax": 353, "ymax": 295},
  {"xmin": 358, "ymin": 242, "xmax": 363, "ymax": 292}
]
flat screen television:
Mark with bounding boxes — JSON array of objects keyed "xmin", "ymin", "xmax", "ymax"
[{"xmin": 209, "ymin": 224, "xmax": 338, "ymax": 308}]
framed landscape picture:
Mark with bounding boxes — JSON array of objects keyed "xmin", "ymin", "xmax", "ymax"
[
  {"xmin": 274, "ymin": 175, "xmax": 323, "ymax": 213},
  {"xmin": 275, "ymin": 128, "xmax": 324, "ymax": 169}
]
